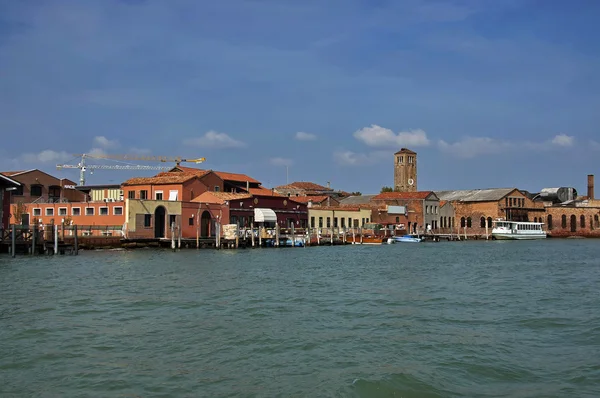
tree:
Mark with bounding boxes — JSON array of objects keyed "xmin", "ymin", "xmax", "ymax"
[
  {"xmin": 380, "ymin": 186, "xmax": 394, "ymax": 193},
  {"xmin": 12, "ymin": 202, "xmax": 27, "ymax": 225},
  {"xmin": 349, "ymin": 191, "xmax": 362, "ymax": 196}
]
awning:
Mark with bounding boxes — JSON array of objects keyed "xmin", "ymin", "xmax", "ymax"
[{"xmin": 254, "ymin": 208, "xmax": 277, "ymax": 223}]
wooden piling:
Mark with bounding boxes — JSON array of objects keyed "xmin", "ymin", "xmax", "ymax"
[
  {"xmin": 74, "ymin": 225, "xmax": 78, "ymax": 255},
  {"xmin": 360, "ymin": 228, "xmax": 363, "ymax": 244},
  {"xmin": 485, "ymin": 224, "xmax": 489, "ymax": 240},
  {"xmin": 331, "ymin": 227, "xmax": 334, "ymax": 246},
  {"xmin": 178, "ymin": 221, "xmax": 182, "ymax": 249},
  {"xmin": 258, "ymin": 226, "xmax": 263, "ymax": 247},
  {"xmin": 251, "ymin": 223, "xmax": 255, "ymax": 247},
  {"xmin": 196, "ymin": 224, "xmax": 200, "ymax": 249},
  {"xmin": 352, "ymin": 228, "xmax": 356, "ymax": 244},
  {"xmin": 54, "ymin": 224, "xmax": 58, "ymax": 255},
  {"xmin": 275, "ymin": 225, "xmax": 280, "ymax": 247},
  {"xmin": 31, "ymin": 225, "xmax": 36, "ymax": 255},
  {"xmin": 11, "ymin": 224, "xmax": 16, "ymax": 258},
  {"xmin": 291, "ymin": 223, "xmax": 295, "ymax": 247},
  {"xmin": 171, "ymin": 222, "xmax": 176, "ymax": 251},
  {"xmin": 235, "ymin": 224, "xmax": 239, "ymax": 249},
  {"xmin": 316, "ymin": 228, "xmax": 320, "ymax": 246}
]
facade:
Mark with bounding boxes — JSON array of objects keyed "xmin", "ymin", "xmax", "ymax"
[
  {"xmin": 1, "ymin": 173, "xmax": 21, "ymax": 231},
  {"xmin": 371, "ymin": 191, "xmax": 441, "ymax": 233},
  {"xmin": 170, "ymin": 166, "xmax": 260, "ymax": 193},
  {"xmin": 436, "ymin": 188, "xmax": 545, "ymax": 236},
  {"xmin": 308, "ymin": 206, "xmax": 372, "ymax": 229},
  {"xmin": 1, "ymin": 169, "xmax": 85, "ymax": 204},
  {"xmin": 437, "ymin": 201, "xmax": 456, "ymax": 233},
  {"xmin": 394, "ymin": 148, "xmax": 417, "ymax": 192},
  {"xmin": 76, "ymin": 184, "xmax": 123, "ymax": 202},
  {"xmin": 290, "ymin": 195, "xmax": 340, "ymax": 207}
]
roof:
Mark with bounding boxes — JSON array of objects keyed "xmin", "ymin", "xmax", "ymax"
[
  {"xmin": 275, "ymin": 181, "xmax": 333, "ymax": 191},
  {"xmin": 123, "ymin": 172, "xmax": 197, "ymax": 186},
  {"xmin": 191, "ymin": 191, "xmax": 252, "ymax": 204},
  {"xmin": 440, "ymin": 200, "xmax": 447, "ymax": 207},
  {"xmin": 310, "ymin": 205, "xmax": 371, "ymax": 212},
  {"xmin": 290, "ymin": 195, "xmax": 330, "ymax": 204},
  {"xmin": 0, "ymin": 170, "xmax": 32, "ymax": 177},
  {"xmin": 435, "ymin": 188, "xmax": 517, "ymax": 202},
  {"xmin": 373, "ymin": 191, "xmax": 435, "ymax": 200},
  {"xmin": 0, "ymin": 173, "xmax": 21, "ymax": 187},
  {"xmin": 339, "ymin": 195, "xmax": 377, "ymax": 205},
  {"xmin": 394, "ymin": 148, "xmax": 416, "ymax": 155},
  {"xmin": 247, "ymin": 187, "xmax": 283, "ymax": 196},
  {"xmin": 172, "ymin": 166, "xmax": 260, "ymax": 184}
]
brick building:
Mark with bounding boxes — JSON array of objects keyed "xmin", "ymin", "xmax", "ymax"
[
  {"xmin": 1, "ymin": 169, "xmax": 85, "ymax": 204},
  {"xmin": 1, "ymin": 173, "xmax": 20, "ymax": 231},
  {"xmin": 436, "ymin": 188, "xmax": 545, "ymax": 236},
  {"xmin": 371, "ymin": 191, "xmax": 442, "ymax": 234}
]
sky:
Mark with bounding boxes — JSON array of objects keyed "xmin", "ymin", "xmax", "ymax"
[{"xmin": 1, "ymin": 0, "xmax": 599, "ymax": 194}]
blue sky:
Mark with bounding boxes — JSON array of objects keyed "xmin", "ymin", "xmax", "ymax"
[{"xmin": 1, "ymin": 0, "xmax": 599, "ymax": 194}]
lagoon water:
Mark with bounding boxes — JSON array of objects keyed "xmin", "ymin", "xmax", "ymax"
[{"xmin": 1, "ymin": 240, "xmax": 599, "ymax": 397}]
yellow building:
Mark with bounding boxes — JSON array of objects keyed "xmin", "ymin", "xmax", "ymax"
[{"xmin": 308, "ymin": 206, "xmax": 372, "ymax": 229}]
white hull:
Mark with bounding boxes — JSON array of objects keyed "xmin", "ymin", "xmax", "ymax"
[{"xmin": 492, "ymin": 232, "xmax": 546, "ymax": 240}]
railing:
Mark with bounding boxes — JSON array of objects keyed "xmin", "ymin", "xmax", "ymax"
[{"xmin": 31, "ymin": 196, "xmax": 69, "ymax": 204}]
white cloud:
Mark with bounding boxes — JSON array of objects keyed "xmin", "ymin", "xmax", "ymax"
[
  {"xmin": 130, "ymin": 147, "xmax": 152, "ymax": 155},
  {"xmin": 270, "ymin": 157, "xmax": 293, "ymax": 166},
  {"xmin": 93, "ymin": 135, "xmax": 119, "ymax": 149},
  {"xmin": 333, "ymin": 150, "xmax": 388, "ymax": 166},
  {"xmin": 438, "ymin": 137, "xmax": 512, "ymax": 159},
  {"xmin": 87, "ymin": 147, "xmax": 108, "ymax": 158},
  {"xmin": 20, "ymin": 150, "xmax": 72, "ymax": 163},
  {"xmin": 295, "ymin": 131, "xmax": 317, "ymax": 141},
  {"xmin": 183, "ymin": 131, "xmax": 245, "ymax": 148},
  {"xmin": 551, "ymin": 134, "xmax": 574, "ymax": 147},
  {"xmin": 354, "ymin": 125, "xmax": 430, "ymax": 147}
]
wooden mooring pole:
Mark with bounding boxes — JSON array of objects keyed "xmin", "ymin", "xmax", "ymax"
[
  {"xmin": 251, "ymin": 223, "xmax": 255, "ymax": 247},
  {"xmin": 54, "ymin": 224, "xmax": 58, "ymax": 255},
  {"xmin": 275, "ymin": 224, "xmax": 280, "ymax": 247},
  {"xmin": 31, "ymin": 225, "xmax": 36, "ymax": 255},
  {"xmin": 11, "ymin": 224, "xmax": 16, "ymax": 258},
  {"xmin": 74, "ymin": 225, "xmax": 78, "ymax": 255},
  {"xmin": 171, "ymin": 222, "xmax": 176, "ymax": 251},
  {"xmin": 291, "ymin": 224, "xmax": 295, "ymax": 247}
]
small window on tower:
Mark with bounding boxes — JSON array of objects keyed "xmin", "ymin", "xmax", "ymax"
[{"xmin": 398, "ymin": 156, "xmax": 403, "ymax": 164}]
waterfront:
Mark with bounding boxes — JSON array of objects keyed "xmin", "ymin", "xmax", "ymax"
[{"xmin": 1, "ymin": 240, "xmax": 599, "ymax": 397}]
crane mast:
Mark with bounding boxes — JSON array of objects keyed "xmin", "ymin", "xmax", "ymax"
[{"xmin": 56, "ymin": 153, "xmax": 206, "ymax": 186}]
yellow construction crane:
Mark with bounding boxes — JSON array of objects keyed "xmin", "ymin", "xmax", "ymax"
[{"xmin": 56, "ymin": 153, "xmax": 206, "ymax": 186}]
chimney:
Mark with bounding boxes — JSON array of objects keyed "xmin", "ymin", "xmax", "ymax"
[
  {"xmin": 327, "ymin": 181, "xmax": 330, "ymax": 189},
  {"xmin": 588, "ymin": 174, "xmax": 594, "ymax": 200}
]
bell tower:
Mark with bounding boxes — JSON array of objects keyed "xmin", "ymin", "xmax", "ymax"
[{"xmin": 394, "ymin": 148, "xmax": 417, "ymax": 192}]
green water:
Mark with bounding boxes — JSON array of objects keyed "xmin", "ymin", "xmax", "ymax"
[{"xmin": 1, "ymin": 240, "xmax": 599, "ymax": 397}]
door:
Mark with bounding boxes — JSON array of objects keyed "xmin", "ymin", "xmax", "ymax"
[
  {"xmin": 154, "ymin": 206, "xmax": 166, "ymax": 238},
  {"xmin": 201, "ymin": 211, "xmax": 211, "ymax": 237},
  {"xmin": 21, "ymin": 213, "xmax": 30, "ymax": 226}
]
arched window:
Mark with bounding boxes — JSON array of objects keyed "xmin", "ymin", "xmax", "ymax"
[
  {"xmin": 487, "ymin": 217, "xmax": 493, "ymax": 227},
  {"xmin": 595, "ymin": 214, "xmax": 600, "ymax": 228},
  {"xmin": 580, "ymin": 215, "xmax": 585, "ymax": 229},
  {"xmin": 480, "ymin": 217, "xmax": 486, "ymax": 228},
  {"xmin": 591, "ymin": 216, "xmax": 594, "ymax": 231},
  {"xmin": 547, "ymin": 215, "xmax": 553, "ymax": 230},
  {"xmin": 461, "ymin": 217, "xmax": 466, "ymax": 228},
  {"xmin": 534, "ymin": 217, "xmax": 538, "ymax": 222},
  {"xmin": 467, "ymin": 217, "xmax": 472, "ymax": 228},
  {"xmin": 539, "ymin": 216, "xmax": 543, "ymax": 224},
  {"xmin": 570, "ymin": 215, "xmax": 576, "ymax": 232},
  {"xmin": 562, "ymin": 215, "xmax": 567, "ymax": 228}
]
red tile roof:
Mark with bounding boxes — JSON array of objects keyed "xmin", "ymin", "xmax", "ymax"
[
  {"xmin": 440, "ymin": 200, "xmax": 448, "ymax": 207},
  {"xmin": 123, "ymin": 173, "xmax": 197, "ymax": 186},
  {"xmin": 173, "ymin": 166, "xmax": 260, "ymax": 184},
  {"xmin": 191, "ymin": 191, "xmax": 252, "ymax": 204},
  {"xmin": 247, "ymin": 187, "xmax": 283, "ymax": 196},
  {"xmin": 373, "ymin": 191, "xmax": 433, "ymax": 200},
  {"xmin": 276, "ymin": 181, "xmax": 333, "ymax": 191},
  {"xmin": 290, "ymin": 195, "xmax": 330, "ymax": 204},
  {"xmin": 394, "ymin": 148, "xmax": 416, "ymax": 155},
  {"xmin": 0, "ymin": 170, "xmax": 28, "ymax": 177}
]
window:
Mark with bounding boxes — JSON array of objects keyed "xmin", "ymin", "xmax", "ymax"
[
  {"xmin": 318, "ymin": 217, "xmax": 323, "ymax": 228},
  {"xmin": 310, "ymin": 217, "xmax": 315, "ymax": 228},
  {"xmin": 366, "ymin": 218, "xmax": 369, "ymax": 223},
  {"xmin": 397, "ymin": 156, "xmax": 403, "ymax": 164},
  {"xmin": 326, "ymin": 217, "xmax": 331, "ymax": 228},
  {"xmin": 231, "ymin": 216, "xmax": 238, "ymax": 225},
  {"xmin": 534, "ymin": 217, "xmax": 537, "ymax": 223},
  {"xmin": 169, "ymin": 190, "xmax": 178, "ymax": 201},
  {"xmin": 580, "ymin": 215, "xmax": 586, "ymax": 229},
  {"xmin": 509, "ymin": 198, "xmax": 513, "ymax": 207},
  {"xmin": 113, "ymin": 207, "xmax": 123, "ymax": 215},
  {"xmin": 86, "ymin": 207, "xmax": 95, "ymax": 216},
  {"xmin": 140, "ymin": 190, "xmax": 148, "ymax": 200},
  {"xmin": 189, "ymin": 217, "xmax": 194, "ymax": 226},
  {"xmin": 99, "ymin": 207, "xmax": 109, "ymax": 216},
  {"xmin": 155, "ymin": 191, "xmax": 163, "ymax": 200},
  {"xmin": 561, "ymin": 215, "xmax": 567, "ymax": 228},
  {"xmin": 434, "ymin": 206, "xmax": 438, "ymax": 214},
  {"xmin": 72, "ymin": 207, "xmax": 81, "ymax": 216},
  {"xmin": 425, "ymin": 205, "xmax": 429, "ymax": 214},
  {"xmin": 487, "ymin": 217, "xmax": 492, "ymax": 228},
  {"xmin": 396, "ymin": 216, "xmax": 400, "ymax": 223},
  {"xmin": 45, "ymin": 208, "xmax": 54, "ymax": 216},
  {"xmin": 144, "ymin": 214, "xmax": 152, "ymax": 227},
  {"xmin": 595, "ymin": 215, "xmax": 599, "ymax": 228},
  {"xmin": 58, "ymin": 208, "xmax": 67, "ymax": 216},
  {"xmin": 31, "ymin": 185, "xmax": 43, "ymax": 197},
  {"xmin": 467, "ymin": 217, "xmax": 472, "ymax": 228},
  {"xmin": 408, "ymin": 156, "xmax": 414, "ymax": 164},
  {"xmin": 214, "ymin": 186, "xmax": 220, "ymax": 192},
  {"xmin": 570, "ymin": 215, "xmax": 576, "ymax": 232},
  {"xmin": 128, "ymin": 191, "xmax": 136, "ymax": 199},
  {"xmin": 341, "ymin": 218, "xmax": 346, "ymax": 228},
  {"xmin": 333, "ymin": 218, "xmax": 338, "ymax": 228},
  {"xmin": 33, "ymin": 208, "xmax": 41, "ymax": 216},
  {"xmin": 461, "ymin": 217, "xmax": 466, "ymax": 228},
  {"xmin": 480, "ymin": 217, "xmax": 486, "ymax": 228},
  {"xmin": 348, "ymin": 218, "xmax": 352, "ymax": 228}
]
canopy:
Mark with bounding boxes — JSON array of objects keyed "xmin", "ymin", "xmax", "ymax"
[{"xmin": 254, "ymin": 208, "xmax": 277, "ymax": 223}]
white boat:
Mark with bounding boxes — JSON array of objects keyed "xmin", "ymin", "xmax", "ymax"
[
  {"xmin": 491, "ymin": 220, "xmax": 547, "ymax": 240},
  {"xmin": 394, "ymin": 235, "xmax": 422, "ymax": 243}
]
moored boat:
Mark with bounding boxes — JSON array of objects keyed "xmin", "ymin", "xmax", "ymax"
[
  {"xmin": 491, "ymin": 221, "xmax": 546, "ymax": 240},
  {"xmin": 394, "ymin": 235, "xmax": 422, "ymax": 243},
  {"xmin": 359, "ymin": 236, "xmax": 387, "ymax": 245}
]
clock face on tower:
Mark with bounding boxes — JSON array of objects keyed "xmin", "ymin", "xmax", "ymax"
[{"xmin": 408, "ymin": 178, "xmax": 414, "ymax": 186}]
